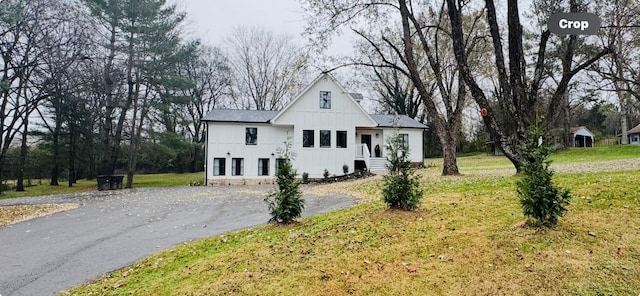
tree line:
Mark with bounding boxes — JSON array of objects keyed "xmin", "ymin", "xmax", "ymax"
[
  {"xmin": 0, "ymin": 0, "xmax": 310, "ymax": 194},
  {"xmin": 2, "ymin": 0, "xmax": 640, "ymax": 195}
]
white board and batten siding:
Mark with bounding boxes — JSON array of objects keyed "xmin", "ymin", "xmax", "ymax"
[
  {"xmin": 382, "ymin": 128, "xmax": 424, "ymax": 164},
  {"xmin": 203, "ymin": 73, "xmax": 427, "ymax": 184},
  {"xmin": 271, "ymin": 75, "xmax": 378, "ymax": 178},
  {"xmin": 206, "ymin": 123, "xmax": 291, "ymax": 183}
]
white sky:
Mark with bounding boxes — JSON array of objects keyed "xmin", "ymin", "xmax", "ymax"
[{"xmin": 179, "ymin": 0, "xmax": 308, "ymax": 46}]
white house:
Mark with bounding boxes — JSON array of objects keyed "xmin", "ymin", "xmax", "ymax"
[{"xmin": 202, "ymin": 73, "xmax": 427, "ymax": 185}]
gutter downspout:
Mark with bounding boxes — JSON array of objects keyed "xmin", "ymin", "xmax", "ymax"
[{"xmin": 204, "ymin": 122, "xmax": 208, "ymax": 186}]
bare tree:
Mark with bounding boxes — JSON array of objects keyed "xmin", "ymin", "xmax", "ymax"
[
  {"xmin": 225, "ymin": 26, "xmax": 310, "ymax": 110},
  {"xmin": 0, "ymin": 0, "xmax": 55, "ymax": 194},
  {"xmin": 364, "ymin": 59, "xmax": 424, "ymax": 121},
  {"xmin": 592, "ymin": 0, "xmax": 640, "ymax": 143},
  {"xmin": 171, "ymin": 44, "xmax": 232, "ymax": 172},
  {"xmin": 445, "ymin": 0, "xmax": 611, "ymax": 171},
  {"xmin": 33, "ymin": 0, "xmax": 95, "ymax": 187},
  {"xmin": 301, "ymin": 0, "xmax": 489, "ymax": 175}
]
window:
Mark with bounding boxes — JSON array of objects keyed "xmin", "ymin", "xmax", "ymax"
[
  {"xmin": 320, "ymin": 91, "xmax": 331, "ymax": 109},
  {"xmin": 232, "ymin": 158, "xmax": 244, "ymax": 176},
  {"xmin": 320, "ymin": 130, "xmax": 331, "ymax": 148},
  {"xmin": 400, "ymin": 134, "xmax": 409, "ymax": 149},
  {"xmin": 336, "ymin": 131, "xmax": 347, "ymax": 148},
  {"xmin": 213, "ymin": 158, "xmax": 226, "ymax": 176},
  {"xmin": 245, "ymin": 127, "xmax": 257, "ymax": 145},
  {"xmin": 258, "ymin": 158, "xmax": 270, "ymax": 176},
  {"xmin": 303, "ymin": 130, "xmax": 314, "ymax": 147},
  {"xmin": 275, "ymin": 158, "xmax": 285, "ymax": 174}
]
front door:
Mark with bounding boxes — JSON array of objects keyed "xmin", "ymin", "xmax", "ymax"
[{"xmin": 361, "ymin": 134, "xmax": 372, "ymax": 154}]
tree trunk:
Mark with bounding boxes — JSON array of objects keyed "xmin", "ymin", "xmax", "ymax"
[
  {"xmin": 16, "ymin": 117, "xmax": 29, "ymax": 192},
  {"xmin": 190, "ymin": 145, "xmax": 199, "ymax": 173},
  {"xmin": 50, "ymin": 113, "xmax": 60, "ymax": 186},
  {"xmin": 441, "ymin": 138, "xmax": 459, "ymax": 175},
  {"xmin": 68, "ymin": 123, "xmax": 76, "ymax": 187},
  {"xmin": 563, "ymin": 92, "xmax": 571, "ymax": 148}
]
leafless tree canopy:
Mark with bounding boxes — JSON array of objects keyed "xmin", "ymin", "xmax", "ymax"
[{"xmin": 225, "ymin": 26, "xmax": 310, "ymax": 111}]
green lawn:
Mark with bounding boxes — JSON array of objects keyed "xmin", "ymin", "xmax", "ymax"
[
  {"xmin": 62, "ymin": 146, "xmax": 640, "ymax": 295},
  {"xmin": 0, "ymin": 172, "xmax": 204, "ymax": 200}
]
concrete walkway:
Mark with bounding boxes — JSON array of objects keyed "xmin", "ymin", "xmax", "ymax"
[{"xmin": 0, "ymin": 186, "xmax": 356, "ymax": 296}]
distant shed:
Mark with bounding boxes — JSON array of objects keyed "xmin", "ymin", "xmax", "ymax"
[{"xmin": 570, "ymin": 126, "xmax": 595, "ymax": 148}]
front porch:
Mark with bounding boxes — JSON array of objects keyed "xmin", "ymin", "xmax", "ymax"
[{"xmin": 355, "ymin": 128, "xmax": 388, "ymax": 171}]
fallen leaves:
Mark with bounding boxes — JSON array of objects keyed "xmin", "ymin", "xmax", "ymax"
[{"xmin": 0, "ymin": 203, "xmax": 78, "ymax": 227}]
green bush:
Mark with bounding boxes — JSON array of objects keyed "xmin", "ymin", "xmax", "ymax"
[
  {"xmin": 342, "ymin": 164, "xmax": 349, "ymax": 174},
  {"xmin": 301, "ymin": 172, "xmax": 309, "ymax": 184},
  {"xmin": 264, "ymin": 140, "xmax": 304, "ymax": 224},
  {"xmin": 382, "ymin": 131, "xmax": 423, "ymax": 210},
  {"xmin": 517, "ymin": 120, "xmax": 571, "ymax": 227}
]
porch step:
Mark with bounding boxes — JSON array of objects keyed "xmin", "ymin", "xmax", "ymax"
[{"xmin": 368, "ymin": 158, "xmax": 387, "ymax": 171}]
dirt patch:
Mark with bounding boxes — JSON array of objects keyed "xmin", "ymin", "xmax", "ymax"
[{"xmin": 0, "ymin": 203, "xmax": 79, "ymax": 227}]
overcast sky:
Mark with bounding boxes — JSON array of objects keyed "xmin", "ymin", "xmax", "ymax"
[{"xmin": 179, "ymin": 0, "xmax": 309, "ymax": 47}]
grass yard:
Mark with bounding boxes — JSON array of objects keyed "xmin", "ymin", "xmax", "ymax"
[
  {"xmin": 63, "ymin": 146, "xmax": 640, "ymax": 295},
  {"xmin": 0, "ymin": 172, "xmax": 204, "ymax": 200}
]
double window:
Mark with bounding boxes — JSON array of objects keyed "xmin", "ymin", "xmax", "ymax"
[
  {"xmin": 258, "ymin": 158, "xmax": 270, "ymax": 176},
  {"xmin": 213, "ymin": 158, "xmax": 226, "ymax": 176},
  {"xmin": 232, "ymin": 158, "xmax": 244, "ymax": 176},
  {"xmin": 320, "ymin": 130, "xmax": 331, "ymax": 148},
  {"xmin": 245, "ymin": 127, "xmax": 257, "ymax": 145},
  {"xmin": 303, "ymin": 130, "xmax": 314, "ymax": 147},
  {"xmin": 320, "ymin": 91, "xmax": 331, "ymax": 109}
]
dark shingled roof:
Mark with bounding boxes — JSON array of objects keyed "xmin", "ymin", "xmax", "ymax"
[
  {"xmin": 201, "ymin": 109, "xmax": 278, "ymax": 123},
  {"xmin": 370, "ymin": 114, "xmax": 427, "ymax": 129},
  {"xmin": 202, "ymin": 109, "xmax": 427, "ymax": 129}
]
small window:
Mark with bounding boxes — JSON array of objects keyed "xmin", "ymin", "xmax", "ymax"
[
  {"xmin": 213, "ymin": 158, "xmax": 226, "ymax": 176},
  {"xmin": 320, "ymin": 130, "xmax": 331, "ymax": 148},
  {"xmin": 336, "ymin": 131, "xmax": 347, "ymax": 148},
  {"xmin": 245, "ymin": 127, "xmax": 257, "ymax": 145},
  {"xmin": 258, "ymin": 158, "xmax": 270, "ymax": 176},
  {"xmin": 232, "ymin": 158, "xmax": 244, "ymax": 176},
  {"xmin": 320, "ymin": 91, "xmax": 331, "ymax": 109},
  {"xmin": 400, "ymin": 134, "xmax": 409, "ymax": 149},
  {"xmin": 303, "ymin": 130, "xmax": 314, "ymax": 147}
]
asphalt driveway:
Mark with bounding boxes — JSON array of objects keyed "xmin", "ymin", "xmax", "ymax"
[{"xmin": 0, "ymin": 185, "xmax": 357, "ymax": 296}]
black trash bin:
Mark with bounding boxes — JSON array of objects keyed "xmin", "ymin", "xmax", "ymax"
[
  {"xmin": 110, "ymin": 175, "xmax": 124, "ymax": 189},
  {"xmin": 97, "ymin": 175, "xmax": 124, "ymax": 190}
]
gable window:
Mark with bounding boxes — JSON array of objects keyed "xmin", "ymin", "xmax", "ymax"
[
  {"xmin": 258, "ymin": 158, "xmax": 270, "ymax": 176},
  {"xmin": 245, "ymin": 127, "xmax": 257, "ymax": 145},
  {"xmin": 400, "ymin": 133, "xmax": 409, "ymax": 149},
  {"xmin": 336, "ymin": 131, "xmax": 347, "ymax": 148},
  {"xmin": 232, "ymin": 158, "xmax": 244, "ymax": 176},
  {"xmin": 213, "ymin": 158, "xmax": 226, "ymax": 176},
  {"xmin": 320, "ymin": 130, "xmax": 331, "ymax": 148},
  {"xmin": 303, "ymin": 130, "xmax": 314, "ymax": 147},
  {"xmin": 320, "ymin": 91, "xmax": 331, "ymax": 109}
]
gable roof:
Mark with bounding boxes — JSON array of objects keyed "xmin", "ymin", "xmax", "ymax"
[
  {"xmin": 201, "ymin": 109, "xmax": 278, "ymax": 123},
  {"xmin": 629, "ymin": 124, "xmax": 640, "ymax": 134},
  {"xmin": 270, "ymin": 73, "xmax": 378, "ymax": 126},
  {"xmin": 370, "ymin": 114, "xmax": 427, "ymax": 129},
  {"xmin": 570, "ymin": 126, "xmax": 595, "ymax": 138}
]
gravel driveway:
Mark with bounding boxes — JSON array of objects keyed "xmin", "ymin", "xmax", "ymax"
[{"xmin": 0, "ymin": 185, "xmax": 356, "ymax": 296}]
